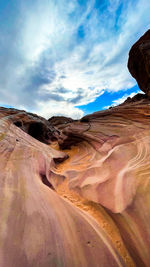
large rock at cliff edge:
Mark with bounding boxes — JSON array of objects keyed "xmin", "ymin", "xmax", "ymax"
[{"xmin": 128, "ymin": 29, "xmax": 150, "ymax": 94}]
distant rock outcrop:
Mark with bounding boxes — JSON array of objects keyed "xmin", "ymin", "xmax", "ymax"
[
  {"xmin": 0, "ymin": 107, "xmax": 60, "ymax": 144},
  {"xmin": 48, "ymin": 116, "xmax": 74, "ymax": 129},
  {"xmin": 128, "ymin": 29, "xmax": 150, "ymax": 94}
]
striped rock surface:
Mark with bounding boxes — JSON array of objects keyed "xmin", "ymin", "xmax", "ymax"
[
  {"xmin": 54, "ymin": 97, "xmax": 150, "ymax": 266},
  {"xmin": 0, "ymin": 114, "xmax": 126, "ymax": 267}
]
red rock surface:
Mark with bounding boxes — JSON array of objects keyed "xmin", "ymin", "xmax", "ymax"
[
  {"xmin": 48, "ymin": 116, "xmax": 74, "ymax": 128},
  {"xmin": 0, "ymin": 113, "xmax": 127, "ymax": 267},
  {"xmin": 0, "ymin": 107, "xmax": 60, "ymax": 144},
  {"xmin": 53, "ymin": 95, "xmax": 150, "ymax": 266},
  {"xmin": 1, "ymin": 31, "xmax": 150, "ymax": 267},
  {"xmin": 128, "ymin": 29, "xmax": 150, "ymax": 94}
]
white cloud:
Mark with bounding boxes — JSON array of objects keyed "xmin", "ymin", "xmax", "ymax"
[
  {"xmin": 0, "ymin": 0, "xmax": 149, "ymax": 118},
  {"xmin": 103, "ymin": 91, "xmax": 141, "ymax": 109},
  {"xmin": 36, "ymin": 100, "xmax": 84, "ymax": 119}
]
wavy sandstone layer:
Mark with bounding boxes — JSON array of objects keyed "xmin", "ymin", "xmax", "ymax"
[
  {"xmin": 52, "ymin": 94, "xmax": 150, "ymax": 266},
  {"xmin": 0, "ymin": 112, "xmax": 127, "ymax": 267}
]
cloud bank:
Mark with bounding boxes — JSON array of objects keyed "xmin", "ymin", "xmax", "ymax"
[{"xmin": 0, "ymin": 0, "xmax": 150, "ymax": 118}]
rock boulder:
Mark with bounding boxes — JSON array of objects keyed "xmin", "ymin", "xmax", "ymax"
[{"xmin": 128, "ymin": 29, "xmax": 150, "ymax": 94}]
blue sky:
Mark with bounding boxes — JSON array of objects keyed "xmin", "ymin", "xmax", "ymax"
[{"xmin": 0, "ymin": 0, "xmax": 150, "ymax": 119}]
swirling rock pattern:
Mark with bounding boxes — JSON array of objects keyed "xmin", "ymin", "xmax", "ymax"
[
  {"xmin": 1, "ymin": 30, "xmax": 150, "ymax": 267},
  {"xmin": 54, "ymin": 96, "xmax": 150, "ymax": 266},
  {"xmin": 0, "ymin": 113, "xmax": 126, "ymax": 267}
]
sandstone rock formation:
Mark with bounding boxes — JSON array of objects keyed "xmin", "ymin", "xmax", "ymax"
[
  {"xmin": 128, "ymin": 29, "xmax": 150, "ymax": 94},
  {"xmin": 48, "ymin": 116, "xmax": 74, "ymax": 129},
  {"xmin": 1, "ymin": 30, "xmax": 150, "ymax": 267},
  {"xmin": 0, "ymin": 107, "xmax": 60, "ymax": 144},
  {"xmin": 53, "ymin": 93, "xmax": 150, "ymax": 266},
  {"xmin": 0, "ymin": 111, "xmax": 127, "ymax": 267}
]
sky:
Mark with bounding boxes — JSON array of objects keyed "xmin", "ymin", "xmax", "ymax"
[{"xmin": 0, "ymin": 0, "xmax": 150, "ymax": 119}]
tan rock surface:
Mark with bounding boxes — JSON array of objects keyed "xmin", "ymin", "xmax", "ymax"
[
  {"xmin": 0, "ymin": 116, "xmax": 125, "ymax": 267},
  {"xmin": 53, "ymin": 98, "xmax": 150, "ymax": 266},
  {"xmin": 1, "ymin": 30, "xmax": 150, "ymax": 267}
]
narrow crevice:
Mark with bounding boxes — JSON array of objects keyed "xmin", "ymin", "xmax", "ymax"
[
  {"xmin": 40, "ymin": 173, "xmax": 55, "ymax": 190},
  {"xmin": 59, "ymin": 134, "xmax": 83, "ymax": 150},
  {"xmin": 28, "ymin": 122, "xmax": 43, "ymax": 140},
  {"xmin": 14, "ymin": 121, "xmax": 23, "ymax": 127},
  {"xmin": 53, "ymin": 154, "xmax": 69, "ymax": 164}
]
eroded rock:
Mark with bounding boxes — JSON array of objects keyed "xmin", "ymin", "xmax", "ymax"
[
  {"xmin": 0, "ymin": 113, "xmax": 126, "ymax": 267},
  {"xmin": 1, "ymin": 30, "xmax": 150, "ymax": 267},
  {"xmin": 0, "ymin": 107, "xmax": 60, "ymax": 144},
  {"xmin": 128, "ymin": 29, "xmax": 150, "ymax": 94},
  {"xmin": 55, "ymin": 98, "xmax": 150, "ymax": 266},
  {"xmin": 48, "ymin": 116, "xmax": 74, "ymax": 128}
]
